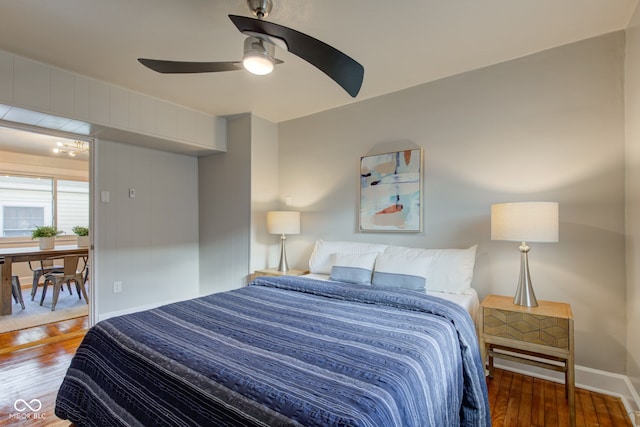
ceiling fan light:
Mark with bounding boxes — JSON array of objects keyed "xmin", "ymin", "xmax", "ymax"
[{"xmin": 242, "ymin": 36, "xmax": 275, "ymax": 75}]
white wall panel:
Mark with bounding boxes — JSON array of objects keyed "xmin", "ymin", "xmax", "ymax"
[
  {"xmin": 249, "ymin": 115, "xmax": 279, "ymax": 272},
  {"xmin": 95, "ymin": 139, "xmax": 199, "ymax": 318},
  {"xmin": 127, "ymin": 92, "xmax": 142, "ymax": 131},
  {"xmin": 109, "ymin": 86, "xmax": 129, "ymax": 129},
  {"xmin": 140, "ymin": 95, "xmax": 157, "ymax": 135},
  {"xmin": 0, "ymin": 49, "xmax": 227, "ymax": 153},
  {"xmin": 175, "ymin": 106, "xmax": 196, "ymax": 144},
  {"xmin": 157, "ymin": 102, "xmax": 177, "ymax": 139},
  {"xmin": 50, "ymin": 68, "xmax": 75, "ymax": 118},
  {"xmin": 73, "ymin": 76, "xmax": 90, "ymax": 121},
  {"xmin": 13, "ymin": 57, "xmax": 49, "ymax": 110},
  {"xmin": 89, "ymin": 80, "xmax": 110, "ymax": 125},
  {"xmin": 199, "ymin": 115, "xmax": 250, "ymax": 294},
  {"xmin": 0, "ymin": 51, "xmax": 13, "ymax": 104}
]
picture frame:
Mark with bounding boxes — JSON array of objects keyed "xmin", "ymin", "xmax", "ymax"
[{"xmin": 359, "ymin": 148, "xmax": 422, "ymax": 232}]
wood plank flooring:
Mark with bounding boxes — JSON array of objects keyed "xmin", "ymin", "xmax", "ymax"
[
  {"xmin": 0, "ymin": 318, "xmax": 87, "ymax": 426},
  {"xmin": 0, "ymin": 319, "xmax": 634, "ymax": 426},
  {"xmin": 487, "ymin": 368, "xmax": 634, "ymax": 427}
]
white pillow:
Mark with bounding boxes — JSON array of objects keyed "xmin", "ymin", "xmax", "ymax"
[
  {"xmin": 329, "ymin": 252, "xmax": 378, "ymax": 285},
  {"xmin": 384, "ymin": 244, "xmax": 478, "ymax": 294},
  {"xmin": 371, "ymin": 252, "xmax": 431, "ymax": 292},
  {"xmin": 308, "ymin": 240, "xmax": 387, "ymax": 274}
]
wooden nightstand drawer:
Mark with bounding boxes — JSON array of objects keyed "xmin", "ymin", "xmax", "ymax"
[{"xmin": 483, "ymin": 307, "xmax": 569, "ymax": 349}]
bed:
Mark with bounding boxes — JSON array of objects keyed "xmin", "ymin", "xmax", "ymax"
[
  {"xmin": 55, "ymin": 241, "xmax": 490, "ymax": 426},
  {"xmin": 55, "ymin": 276, "xmax": 489, "ymax": 426}
]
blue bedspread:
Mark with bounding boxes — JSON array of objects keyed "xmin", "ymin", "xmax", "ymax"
[{"xmin": 55, "ymin": 276, "xmax": 490, "ymax": 426}]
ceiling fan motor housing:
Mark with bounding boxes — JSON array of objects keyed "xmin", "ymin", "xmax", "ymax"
[
  {"xmin": 247, "ymin": 0, "xmax": 272, "ymax": 19},
  {"xmin": 243, "ymin": 36, "xmax": 276, "ymax": 75}
]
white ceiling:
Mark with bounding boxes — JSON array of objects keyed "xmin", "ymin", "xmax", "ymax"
[
  {"xmin": 0, "ymin": 125, "xmax": 88, "ymax": 160},
  {"xmin": 0, "ymin": 0, "xmax": 637, "ymax": 126}
]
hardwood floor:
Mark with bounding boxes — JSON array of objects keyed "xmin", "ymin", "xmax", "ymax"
[
  {"xmin": 0, "ymin": 319, "xmax": 634, "ymax": 426},
  {"xmin": 0, "ymin": 317, "xmax": 87, "ymax": 426},
  {"xmin": 487, "ymin": 368, "xmax": 634, "ymax": 427},
  {"xmin": 0, "ymin": 316, "xmax": 88, "ymax": 355}
]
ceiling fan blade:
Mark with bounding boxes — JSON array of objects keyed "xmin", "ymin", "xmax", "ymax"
[
  {"xmin": 228, "ymin": 15, "xmax": 364, "ymax": 97},
  {"xmin": 138, "ymin": 58, "xmax": 243, "ymax": 73},
  {"xmin": 138, "ymin": 58, "xmax": 284, "ymax": 74}
]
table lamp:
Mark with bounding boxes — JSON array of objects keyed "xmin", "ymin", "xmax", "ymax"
[
  {"xmin": 491, "ymin": 202, "xmax": 559, "ymax": 307},
  {"xmin": 267, "ymin": 211, "xmax": 300, "ymax": 273}
]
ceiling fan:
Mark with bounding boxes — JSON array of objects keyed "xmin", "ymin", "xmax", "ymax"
[{"xmin": 138, "ymin": 0, "xmax": 364, "ymax": 97}]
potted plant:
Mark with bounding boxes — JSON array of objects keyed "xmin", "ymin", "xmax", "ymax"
[
  {"xmin": 32, "ymin": 225, "xmax": 62, "ymax": 250},
  {"xmin": 72, "ymin": 226, "xmax": 90, "ymax": 248}
]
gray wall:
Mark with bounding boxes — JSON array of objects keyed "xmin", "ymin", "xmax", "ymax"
[
  {"xmin": 249, "ymin": 115, "xmax": 280, "ymax": 272},
  {"xmin": 94, "ymin": 139, "xmax": 199, "ymax": 318},
  {"xmin": 199, "ymin": 115, "xmax": 252, "ymax": 294},
  {"xmin": 278, "ymin": 33, "xmax": 627, "ymax": 374},
  {"xmin": 199, "ymin": 114, "xmax": 280, "ymax": 293},
  {"xmin": 626, "ymin": 3, "xmax": 640, "ymax": 395}
]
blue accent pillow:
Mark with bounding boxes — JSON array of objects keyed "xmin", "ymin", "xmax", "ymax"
[
  {"xmin": 330, "ymin": 265, "xmax": 373, "ymax": 285},
  {"xmin": 371, "ymin": 271, "xmax": 426, "ymax": 291},
  {"xmin": 328, "ymin": 252, "xmax": 377, "ymax": 285}
]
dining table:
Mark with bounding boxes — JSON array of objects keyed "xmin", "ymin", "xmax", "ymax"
[{"xmin": 0, "ymin": 245, "xmax": 89, "ymax": 316}]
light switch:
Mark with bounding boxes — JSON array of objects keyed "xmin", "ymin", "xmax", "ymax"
[
  {"xmin": 101, "ymin": 191, "xmax": 110, "ymax": 203},
  {"xmin": 129, "ymin": 188, "xmax": 136, "ymax": 198}
]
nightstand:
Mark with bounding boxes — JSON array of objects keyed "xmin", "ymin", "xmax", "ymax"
[
  {"xmin": 249, "ymin": 268, "xmax": 309, "ymax": 282},
  {"xmin": 480, "ymin": 294, "xmax": 575, "ymax": 427}
]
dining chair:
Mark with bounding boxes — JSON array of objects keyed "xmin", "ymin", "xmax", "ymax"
[
  {"xmin": 29, "ymin": 259, "xmax": 64, "ymax": 301},
  {"xmin": 11, "ymin": 275, "xmax": 25, "ymax": 310},
  {"xmin": 39, "ymin": 255, "xmax": 88, "ymax": 311},
  {"xmin": 82, "ymin": 256, "xmax": 89, "ymax": 285}
]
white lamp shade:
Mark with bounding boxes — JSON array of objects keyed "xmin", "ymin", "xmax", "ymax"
[
  {"xmin": 491, "ymin": 202, "xmax": 559, "ymax": 242},
  {"xmin": 267, "ymin": 211, "xmax": 300, "ymax": 235}
]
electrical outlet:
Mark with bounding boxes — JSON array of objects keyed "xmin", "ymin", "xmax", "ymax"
[{"xmin": 113, "ymin": 281, "xmax": 122, "ymax": 293}]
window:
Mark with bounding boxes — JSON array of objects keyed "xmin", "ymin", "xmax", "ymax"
[
  {"xmin": 57, "ymin": 180, "xmax": 90, "ymax": 234},
  {"xmin": 3, "ymin": 206, "xmax": 45, "ymax": 237},
  {"xmin": 0, "ymin": 175, "xmax": 88, "ymax": 238}
]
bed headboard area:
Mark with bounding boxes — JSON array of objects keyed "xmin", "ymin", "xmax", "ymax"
[{"xmin": 308, "ymin": 240, "xmax": 478, "ymax": 295}]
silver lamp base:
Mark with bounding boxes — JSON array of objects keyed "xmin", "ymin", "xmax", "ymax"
[
  {"xmin": 276, "ymin": 234, "xmax": 289, "ymax": 273},
  {"xmin": 513, "ymin": 242, "xmax": 538, "ymax": 307}
]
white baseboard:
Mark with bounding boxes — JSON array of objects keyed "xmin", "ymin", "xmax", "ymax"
[
  {"xmin": 97, "ymin": 296, "xmax": 192, "ymax": 322},
  {"xmin": 495, "ymin": 360, "xmax": 640, "ymax": 421}
]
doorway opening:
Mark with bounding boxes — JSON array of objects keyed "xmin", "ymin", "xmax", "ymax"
[{"xmin": 0, "ymin": 124, "xmax": 92, "ymax": 347}]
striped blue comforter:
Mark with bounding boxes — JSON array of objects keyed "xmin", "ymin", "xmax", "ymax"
[{"xmin": 56, "ymin": 276, "xmax": 490, "ymax": 426}]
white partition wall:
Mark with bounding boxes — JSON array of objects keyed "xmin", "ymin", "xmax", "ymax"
[
  {"xmin": 0, "ymin": 49, "xmax": 226, "ymax": 155},
  {"xmin": 94, "ymin": 140, "xmax": 200, "ymax": 319}
]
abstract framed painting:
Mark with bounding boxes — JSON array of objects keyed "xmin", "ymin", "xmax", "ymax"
[{"xmin": 359, "ymin": 148, "xmax": 422, "ymax": 232}]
